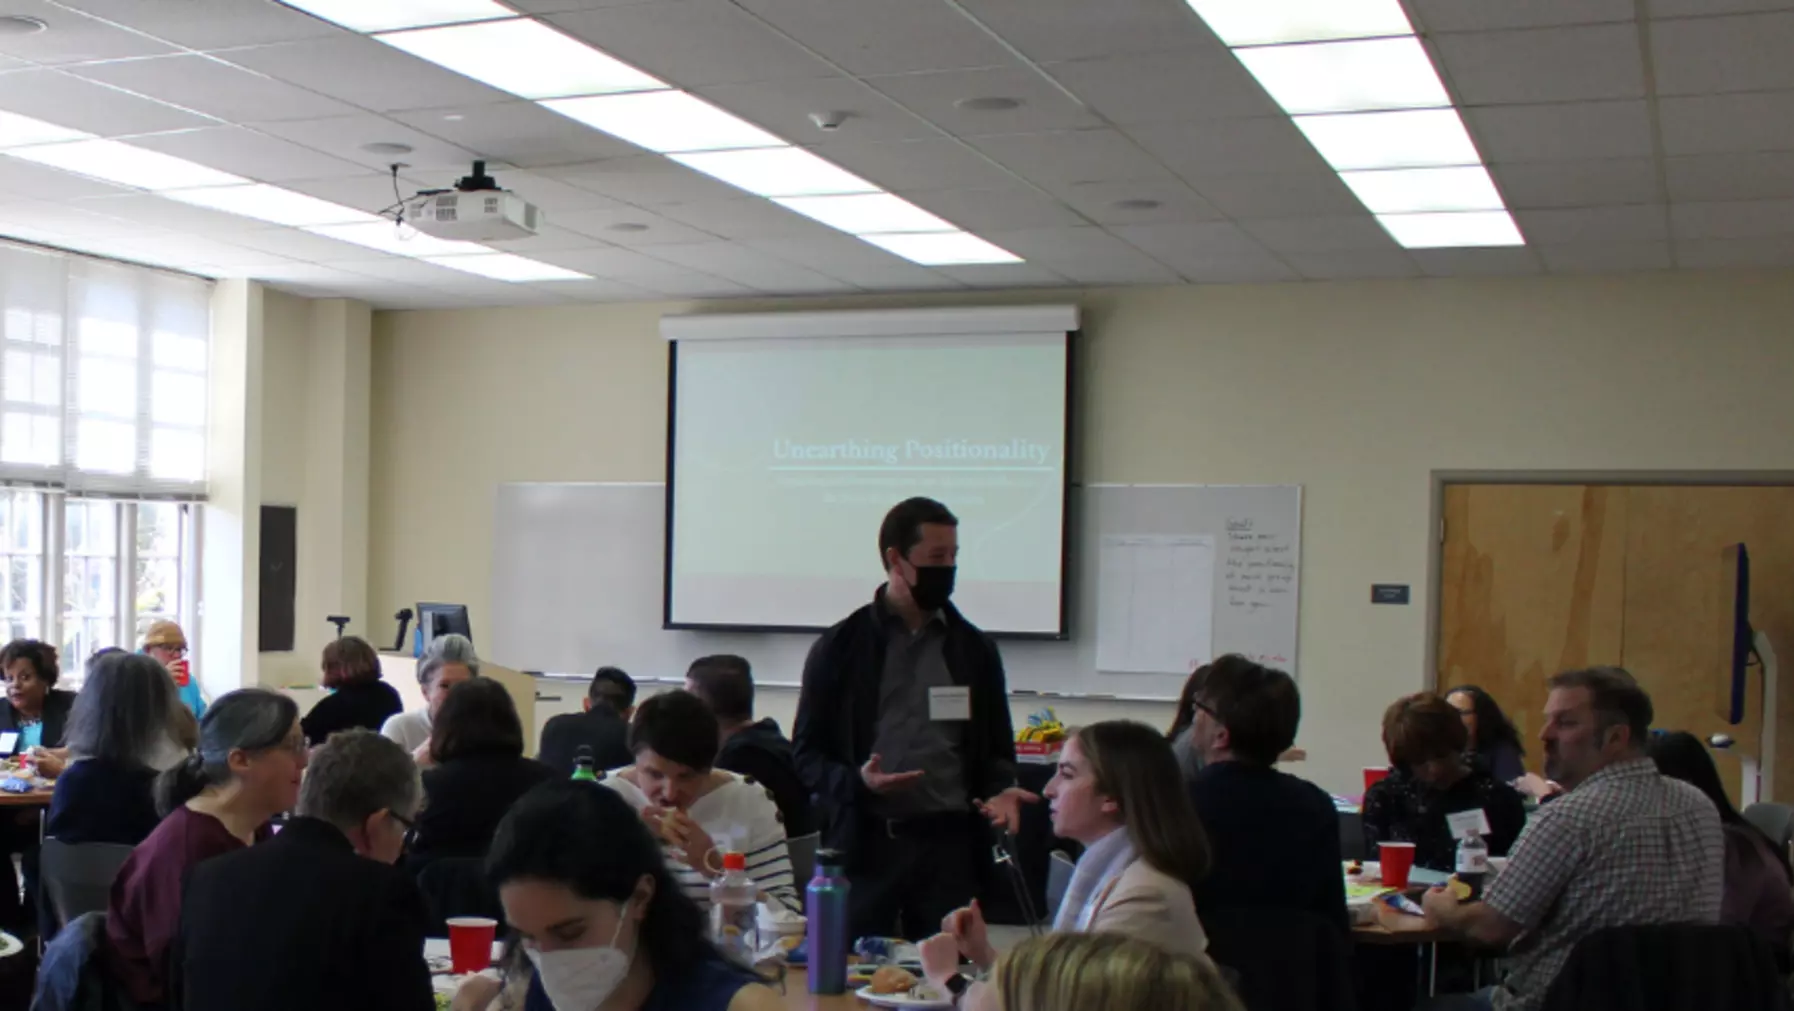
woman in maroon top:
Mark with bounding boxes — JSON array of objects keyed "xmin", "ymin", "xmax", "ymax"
[{"xmin": 105, "ymin": 689, "xmax": 307, "ymax": 1009}]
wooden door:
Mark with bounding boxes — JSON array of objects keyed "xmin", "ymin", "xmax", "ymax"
[
  {"xmin": 1438, "ymin": 483, "xmax": 1794, "ymax": 802},
  {"xmin": 1438, "ymin": 484, "xmax": 1627, "ymax": 755}
]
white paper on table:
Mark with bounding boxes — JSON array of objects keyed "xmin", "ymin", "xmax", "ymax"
[{"xmin": 1094, "ymin": 534, "xmax": 1216, "ymax": 676}]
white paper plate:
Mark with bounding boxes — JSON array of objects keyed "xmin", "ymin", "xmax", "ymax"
[
  {"xmin": 0, "ymin": 932, "xmax": 23, "ymax": 959},
  {"xmin": 856, "ymin": 985, "xmax": 953, "ymax": 1008}
]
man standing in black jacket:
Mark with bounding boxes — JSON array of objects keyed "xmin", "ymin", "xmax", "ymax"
[
  {"xmin": 536, "ymin": 666, "xmax": 636, "ymax": 776},
  {"xmin": 794, "ymin": 497, "xmax": 1035, "ymax": 940},
  {"xmin": 686, "ymin": 654, "xmax": 816, "ymax": 838},
  {"xmin": 176, "ymin": 729, "xmax": 432, "ymax": 1011}
]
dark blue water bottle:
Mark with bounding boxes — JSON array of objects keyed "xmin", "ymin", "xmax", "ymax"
[{"xmin": 807, "ymin": 849, "xmax": 850, "ymax": 994}]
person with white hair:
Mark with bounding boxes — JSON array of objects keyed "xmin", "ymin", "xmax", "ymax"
[{"xmin": 379, "ymin": 634, "xmax": 479, "ymax": 767}]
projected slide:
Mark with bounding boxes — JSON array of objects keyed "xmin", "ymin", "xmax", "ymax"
[{"xmin": 668, "ymin": 331, "xmax": 1069, "ymax": 634}]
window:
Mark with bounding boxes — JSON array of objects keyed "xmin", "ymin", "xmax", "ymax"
[
  {"xmin": 0, "ymin": 243, "xmax": 208, "ymax": 685},
  {"xmin": 0, "ymin": 244, "xmax": 211, "ymax": 495},
  {"xmin": 3, "ymin": 493, "xmax": 199, "ymax": 684}
]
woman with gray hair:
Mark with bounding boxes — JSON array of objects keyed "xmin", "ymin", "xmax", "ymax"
[
  {"xmin": 380, "ymin": 633, "xmax": 479, "ymax": 767},
  {"xmin": 45, "ymin": 652, "xmax": 194, "ymax": 847},
  {"xmin": 103, "ymin": 689, "xmax": 306, "ymax": 1008}
]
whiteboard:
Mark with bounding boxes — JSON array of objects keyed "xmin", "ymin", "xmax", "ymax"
[{"xmin": 490, "ymin": 482, "xmax": 1301, "ymax": 699}]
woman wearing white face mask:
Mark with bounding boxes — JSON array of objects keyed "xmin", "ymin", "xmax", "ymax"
[{"xmin": 451, "ymin": 780, "xmax": 785, "ymax": 1011}]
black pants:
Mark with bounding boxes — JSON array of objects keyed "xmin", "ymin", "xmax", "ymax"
[{"xmin": 848, "ymin": 813, "xmax": 982, "ymax": 942}]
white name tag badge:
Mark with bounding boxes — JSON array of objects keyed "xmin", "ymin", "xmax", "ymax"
[
  {"xmin": 929, "ymin": 686, "xmax": 972, "ymax": 721},
  {"xmin": 0, "ymin": 732, "xmax": 15, "ymax": 754},
  {"xmin": 1447, "ymin": 808, "xmax": 1492, "ymax": 838}
]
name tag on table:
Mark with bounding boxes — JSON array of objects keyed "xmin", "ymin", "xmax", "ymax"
[
  {"xmin": 928, "ymin": 686, "xmax": 971, "ymax": 721},
  {"xmin": 1447, "ymin": 809, "xmax": 1491, "ymax": 838}
]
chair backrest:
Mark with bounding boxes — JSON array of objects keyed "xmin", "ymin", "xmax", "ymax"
[
  {"xmin": 1540, "ymin": 922, "xmax": 1788, "ymax": 1011},
  {"xmin": 1044, "ymin": 850, "xmax": 1076, "ymax": 923},
  {"xmin": 38, "ymin": 840, "xmax": 133, "ymax": 931},
  {"xmin": 1742, "ymin": 803, "xmax": 1794, "ymax": 853},
  {"xmin": 787, "ymin": 831, "xmax": 820, "ymax": 888},
  {"xmin": 1203, "ymin": 905, "xmax": 1356, "ymax": 1011}
]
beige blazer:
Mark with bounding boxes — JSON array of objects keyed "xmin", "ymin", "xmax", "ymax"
[{"xmin": 1084, "ymin": 857, "xmax": 1211, "ymax": 962}]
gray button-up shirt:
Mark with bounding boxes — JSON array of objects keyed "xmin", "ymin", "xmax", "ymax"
[{"xmin": 870, "ymin": 612, "xmax": 970, "ymax": 818}]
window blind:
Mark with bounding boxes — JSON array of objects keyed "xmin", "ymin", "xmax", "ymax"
[{"xmin": 0, "ymin": 242, "xmax": 211, "ymax": 495}]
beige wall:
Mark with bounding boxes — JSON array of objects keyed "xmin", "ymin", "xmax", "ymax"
[{"xmin": 368, "ymin": 271, "xmax": 1794, "ymax": 795}]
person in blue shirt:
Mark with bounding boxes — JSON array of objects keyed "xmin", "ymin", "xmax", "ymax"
[
  {"xmin": 143, "ymin": 620, "xmax": 206, "ymax": 719},
  {"xmin": 448, "ymin": 780, "xmax": 783, "ymax": 1011}
]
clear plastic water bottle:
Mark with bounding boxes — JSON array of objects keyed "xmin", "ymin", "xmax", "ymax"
[
  {"xmin": 807, "ymin": 849, "xmax": 850, "ymax": 994},
  {"xmin": 711, "ymin": 852, "xmax": 759, "ymax": 966},
  {"xmin": 570, "ymin": 745, "xmax": 599, "ymax": 783},
  {"xmin": 1455, "ymin": 829, "xmax": 1489, "ymax": 901}
]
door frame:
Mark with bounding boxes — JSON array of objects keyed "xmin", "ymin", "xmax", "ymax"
[{"xmin": 1423, "ymin": 469, "xmax": 1794, "ymax": 687}]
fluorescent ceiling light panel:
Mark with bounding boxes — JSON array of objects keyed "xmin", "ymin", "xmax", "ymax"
[
  {"xmin": 1236, "ymin": 37, "xmax": 1449, "ymax": 114},
  {"xmin": 672, "ymin": 148, "xmax": 876, "ymax": 198},
  {"xmin": 163, "ymin": 184, "xmax": 381, "ymax": 227},
  {"xmin": 1378, "ymin": 210, "xmax": 1524, "ymax": 248},
  {"xmin": 543, "ymin": 91, "xmax": 781, "ymax": 153},
  {"xmin": 305, "ymin": 221, "xmax": 488, "ymax": 257},
  {"xmin": 774, "ymin": 193, "xmax": 956, "ymax": 234},
  {"xmin": 277, "ymin": 0, "xmax": 516, "ymax": 33},
  {"xmin": 376, "ymin": 19, "xmax": 664, "ymax": 99},
  {"xmin": 1294, "ymin": 108, "xmax": 1480, "ymax": 171},
  {"xmin": 424, "ymin": 253, "xmax": 587, "ymax": 281},
  {"xmin": 859, "ymin": 231, "xmax": 1022, "ymax": 266},
  {"xmin": 0, "ymin": 111, "xmax": 93, "ymax": 149},
  {"xmin": 1340, "ymin": 166, "xmax": 1504, "ymax": 214},
  {"xmin": 10, "ymin": 140, "xmax": 247, "ymax": 191},
  {"xmin": 1184, "ymin": 0, "xmax": 1414, "ymax": 46}
]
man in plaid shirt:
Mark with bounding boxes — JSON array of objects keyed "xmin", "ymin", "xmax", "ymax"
[{"xmin": 1420, "ymin": 667, "xmax": 1723, "ymax": 1011}]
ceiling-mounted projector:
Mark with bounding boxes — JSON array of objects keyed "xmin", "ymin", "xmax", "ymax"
[{"xmin": 403, "ymin": 160, "xmax": 542, "ymax": 243}]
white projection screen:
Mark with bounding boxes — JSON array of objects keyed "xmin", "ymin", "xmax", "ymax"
[{"xmin": 662, "ymin": 305, "xmax": 1075, "ymax": 636}]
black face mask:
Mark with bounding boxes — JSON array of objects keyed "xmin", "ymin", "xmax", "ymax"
[{"xmin": 906, "ymin": 564, "xmax": 957, "ymax": 613}]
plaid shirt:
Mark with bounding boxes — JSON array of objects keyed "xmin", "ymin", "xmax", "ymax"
[{"xmin": 1482, "ymin": 757, "xmax": 1724, "ymax": 1011}]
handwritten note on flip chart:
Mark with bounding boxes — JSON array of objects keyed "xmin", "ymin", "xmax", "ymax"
[
  {"xmin": 1094, "ymin": 534, "xmax": 1216, "ymax": 676},
  {"xmin": 1221, "ymin": 517, "xmax": 1297, "ymax": 667}
]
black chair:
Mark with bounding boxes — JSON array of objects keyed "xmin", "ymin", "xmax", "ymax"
[
  {"xmin": 38, "ymin": 839, "xmax": 132, "ymax": 933},
  {"xmin": 1338, "ymin": 810, "xmax": 1367, "ymax": 862},
  {"xmin": 1540, "ymin": 922, "xmax": 1790, "ymax": 1011},
  {"xmin": 414, "ymin": 857, "xmax": 504, "ymax": 938},
  {"xmin": 1204, "ymin": 906, "xmax": 1356, "ymax": 1011}
]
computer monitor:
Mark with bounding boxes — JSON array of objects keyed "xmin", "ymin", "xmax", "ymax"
[{"xmin": 417, "ymin": 602, "xmax": 472, "ymax": 645}]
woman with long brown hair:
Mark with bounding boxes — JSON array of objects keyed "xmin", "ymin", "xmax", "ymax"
[{"xmin": 922, "ymin": 721, "xmax": 1213, "ymax": 998}]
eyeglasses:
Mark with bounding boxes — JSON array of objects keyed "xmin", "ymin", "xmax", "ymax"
[
  {"xmin": 1192, "ymin": 699, "xmax": 1220, "ymax": 720},
  {"xmin": 389, "ymin": 809, "xmax": 416, "ymax": 833}
]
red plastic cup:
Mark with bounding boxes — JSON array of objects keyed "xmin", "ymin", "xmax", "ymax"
[
  {"xmin": 1379, "ymin": 842, "xmax": 1417, "ymax": 890},
  {"xmin": 446, "ymin": 917, "xmax": 497, "ymax": 974},
  {"xmin": 1363, "ymin": 766, "xmax": 1391, "ymax": 792}
]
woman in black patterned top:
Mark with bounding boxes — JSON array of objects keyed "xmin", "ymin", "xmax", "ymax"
[{"xmin": 1362, "ymin": 692, "xmax": 1526, "ymax": 871}]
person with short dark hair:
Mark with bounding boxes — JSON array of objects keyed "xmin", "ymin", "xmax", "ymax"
[
  {"xmin": 0, "ymin": 638, "xmax": 75, "ymax": 756},
  {"xmin": 685, "ymin": 655, "xmax": 814, "ymax": 837},
  {"xmin": 1183, "ymin": 655, "xmax": 1345, "ymax": 931},
  {"xmin": 178, "ymin": 729, "xmax": 432, "ymax": 1011},
  {"xmin": 1362, "ymin": 693, "xmax": 1526, "ymax": 871},
  {"xmin": 301, "ymin": 636, "xmax": 404, "ymax": 747},
  {"xmin": 407, "ymin": 679, "xmax": 554, "ymax": 879},
  {"xmin": 794, "ymin": 497, "xmax": 1032, "ymax": 940},
  {"xmin": 106, "ymin": 689, "xmax": 306, "ymax": 1008},
  {"xmin": 1421, "ymin": 668, "xmax": 1724, "ymax": 1011},
  {"xmin": 536, "ymin": 665, "xmax": 635, "ymax": 777},
  {"xmin": 600, "ymin": 690, "xmax": 799, "ymax": 911}
]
